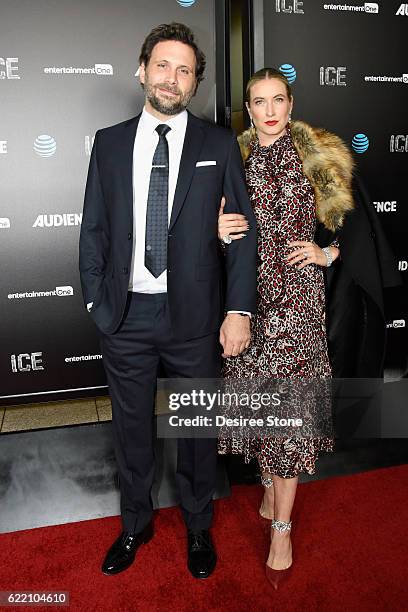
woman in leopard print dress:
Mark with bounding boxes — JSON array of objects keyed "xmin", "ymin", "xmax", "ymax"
[{"xmin": 217, "ymin": 68, "xmax": 354, "ymax": 586}]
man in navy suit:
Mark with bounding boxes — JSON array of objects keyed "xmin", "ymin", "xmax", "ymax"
[{"xmin": 79, "ymin": 22, "xmax": 257, "ymax": 579}]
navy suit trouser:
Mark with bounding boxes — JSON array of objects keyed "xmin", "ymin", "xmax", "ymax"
[{"xmin": 100, "ymin": 291, "xmax": 221, "ymax": 534}]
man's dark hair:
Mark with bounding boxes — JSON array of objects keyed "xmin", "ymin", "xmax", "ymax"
[{"xmin": 139, "ymin": 22, "xmax": 206, "ymax": 84}]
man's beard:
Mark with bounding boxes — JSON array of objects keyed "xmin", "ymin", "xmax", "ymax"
[{"xmin": 144, "ymin": 76, "xmax": 195, "ymax": 116}]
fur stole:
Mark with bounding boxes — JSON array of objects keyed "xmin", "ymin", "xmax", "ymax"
[{"xmin": 237, "ymin": 120, "xmax": 354, "ymax": 231}]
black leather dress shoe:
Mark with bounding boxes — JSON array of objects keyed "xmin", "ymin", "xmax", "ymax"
[
  {"xmin": 187, "ymin": 529, "xmax": 217, "ymax": 579},
  {"xmin": 102, "ymin": 522, "xmax": 153, "ymax": 575}
]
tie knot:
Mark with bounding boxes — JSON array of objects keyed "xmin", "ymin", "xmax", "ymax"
[{"xmin": 156, "ymin": 124, "xmax": 171, "ymax": 138}]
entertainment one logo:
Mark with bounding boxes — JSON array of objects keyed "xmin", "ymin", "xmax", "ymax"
[
  {"xmin": 8, "ymin": 286, "xmax": 74, "ymax": 299},
  {"xmin": 386, "ymin": 319, "xmax": 406, "ymax": 329},
  {"xmin": 33, "ymin": 213, "xmax": 82, "ymax": 228},
  {"xmin": 320, "ymin": 67, "xmax": 347, "ymax": 86},
  {"xmin": 0, "ymin": 57, "xmax": 20, "ymax": 79},
  {"xmin": 11, "ymin": 352, "xmax": 44, "ymax": 373},
  {"xmin": 373, "ymin": 200, "xmax": 397, "ymax": 213},
  {"xmin": 390, "ymin": 135, "xmax": 408, "ymax": 152},
  {"xmin": 0, "ymin": 217, "xmax": 11, "ymax": 228},
  {"xmin": 274, "ymin": 0, "xmax": 304, "ymax": 12},
  {"xmin": 43, "ymin": 64, "xmax": 113, "ymax": 76},
  {"xmin": 65, "ymin": 354, "xmax": 103, "ymax": 363},
  {"xmin": 0, "ymin": 140, "xmax": 7, "ymax": 153},
  {"xmin": 323, "ymin": 3, "xmax": 379, "ymax": 12},
  {"xmin": 365, "ymin": 73, "xmax": 408, "ymax": 84}
]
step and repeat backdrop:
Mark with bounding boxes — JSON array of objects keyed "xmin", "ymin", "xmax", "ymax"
[
  {"xmin": 1, "ymin": 0, "xmax": 407, "ymax": 406},
  {"xmin": 262, "ymin": 0, "xmax": 407, "ymax": 376},
  {"xmin": 0, "ymin": 0, "xmax": 219, "ymax": 406}
]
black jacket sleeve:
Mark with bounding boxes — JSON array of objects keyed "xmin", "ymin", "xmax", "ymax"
[
  {"xmin": 78, "ymin": 131, "xmax": 110, "ymax": 307},
  {"xmin": 222, "ymin": 132, "xmax": 258, "ymax": 314}
]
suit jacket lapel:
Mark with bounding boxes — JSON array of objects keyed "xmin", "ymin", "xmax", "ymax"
[{"xmin": 169, "ymin": 112, "xmax": 205, "ymax": 230}]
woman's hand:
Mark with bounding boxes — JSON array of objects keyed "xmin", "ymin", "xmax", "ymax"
[
  {"xmin": 218, "ymin": 196, "xmax": 249, "ymax": 242},
  {"xmin": 286, "ymin": 241, "xmax": 340, "ymax": 269}
]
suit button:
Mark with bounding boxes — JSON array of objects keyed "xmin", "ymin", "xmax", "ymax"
[
  {"xmin": 128, "ymin": 233, "xmax": 132, "ymax": 240},
  {"xmin": 370, "ymin": 231, "xmax": 376, "ymax": 239},
  {"xmin": 123, "ymin": 267, "xmax": 128, "ymax": 274},
  {"xmin": 168, "ymin": 269, "xmax": 172, "ymax": 273},
  {"xmin": 168, "ymin": 233, "xmax": 173, "ymax": 238}
]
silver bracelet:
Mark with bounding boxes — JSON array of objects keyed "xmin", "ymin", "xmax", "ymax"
[
  {"xmin": 271, "ymin": 519, "xmax": 292, "ymax": 533},
  {"xmin": 322, "ymin": 246, "xmax": 333, "ymax": 267}
]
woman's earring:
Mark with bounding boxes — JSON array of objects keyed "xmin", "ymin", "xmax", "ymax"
[
  {"xmin": 249, "ymin": 116, "xmax": 256, "ymax": 140},
  {"xmin": 288, "ymin": 112, "xmax": 292, "ymax": 123}
]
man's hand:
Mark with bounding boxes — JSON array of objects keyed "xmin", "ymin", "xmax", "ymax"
[{"xmin": 220, "ymin": 313, "xmax": 251, "ymax": 358}]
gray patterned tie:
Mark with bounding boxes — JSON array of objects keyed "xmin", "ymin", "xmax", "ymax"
[{"xmin": 145, "ymin": 124, "xmax": 171, "ymax": 278}]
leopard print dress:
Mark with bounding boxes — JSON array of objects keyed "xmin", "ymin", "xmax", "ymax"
[{"xmin": 218, "ymin": 128, "xmax": 334, "ymax": 478}]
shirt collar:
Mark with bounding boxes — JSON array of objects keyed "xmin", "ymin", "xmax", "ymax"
[{"xmin": 140, "ymin": 106, "xmax": 188, "ymax": 136}]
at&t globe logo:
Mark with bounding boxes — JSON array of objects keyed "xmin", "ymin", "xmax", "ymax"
[
  {"xmin": 279, "ymin": 64, "xmax": 297, "ymax": 84},
  {"xmin": 176, "ymin": 0, "xmax": 196, "ymax": 6},
  {"xmin": 34, "ymin": 135, "xmax": 57, "ymax": 157},
  {"xmin": 352, "ymin": 133, "xmax": 369, "ymax": 154}
]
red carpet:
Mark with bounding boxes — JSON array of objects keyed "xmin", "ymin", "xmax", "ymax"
[{"xmin": 1, "ymin": 465, "xmax": 408, "ymax": 612}]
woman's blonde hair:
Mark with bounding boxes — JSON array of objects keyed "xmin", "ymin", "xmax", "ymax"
[{"xmin": 245, "ymin": 68, "xmax": 292, "ymax": 103}]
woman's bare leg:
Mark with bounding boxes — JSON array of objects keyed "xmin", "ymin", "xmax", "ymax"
[{"xmin": 267, "ymin": 474, "xmax": 298, "ymax": 570}]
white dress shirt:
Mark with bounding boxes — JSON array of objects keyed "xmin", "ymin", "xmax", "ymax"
[{"xmin": 129, "ymin": 107, "xmax": 187, "ymax": 293}]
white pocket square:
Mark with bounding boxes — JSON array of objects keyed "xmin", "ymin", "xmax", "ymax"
[{"xmin": 196, "ymin": 160, "xmax": 217, "ymax": 167}]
